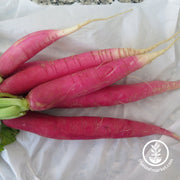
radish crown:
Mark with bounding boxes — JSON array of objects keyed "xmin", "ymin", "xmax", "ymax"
[
  {"xmin": 0, "ymin": 77, "xmax": 3, "ymax": 84},
  {"xmin": 0, "ymin": 93, "xmax": 29, "ymax": 119}
]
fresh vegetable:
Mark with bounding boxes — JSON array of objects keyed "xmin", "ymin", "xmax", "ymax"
[
  {"xmin": 25, "ymin": 36, "xmax": 180, "ymax": 111},
  {"xmin": 0, "ymin": 36, "xmax": 179, "ymax": 119},
  {"xmin": 0, "ymin": 9, "xmax": 131, "ymax": 79},
  {"xmin": 56, "ymin": 80, "xmax": 180, "ymax": 107},
  {"xmin": 2, "ymin": 112, "xmax": 180, "ymax": 141},
  {"xmin": 0, "ymin": 30, "xmax": 180, "ymax": 95}
]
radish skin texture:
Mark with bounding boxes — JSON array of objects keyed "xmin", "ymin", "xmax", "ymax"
[
  {"xmin": 0, "ymin": 36, "xmax": 179, "ymax": 119},
  {"xmin": 15, "ymin": 60, "xmax": 48, "ymax": 73},
  {"xmin": 0, "ymin": 10, "xmax": 131, "ymax": 78},
  {"xmin": 0, "ymin": 31, "xmax": 180, "ymax": 95},
  {"xmin": 0, "ymin": 30, "xmax": 61, "ymax": 77},
  {"xmin": 26, "ymin": 55, "xmax": 142, "ymax": 110},
  {"xmin": 2, "ymin": 112, "xmax": 180, "ymax": 140},
  {"xmin": 56, "ymin": 81, "xmax": 180, "ymax": 107},
  {"xmin": 26, "ymin": 37, "xmax": 180, "ymax": 111}
]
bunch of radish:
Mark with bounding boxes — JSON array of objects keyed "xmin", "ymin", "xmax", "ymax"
[{"xmin": 0, "ymin": 9, "xmax": 180, "ymax": 151}]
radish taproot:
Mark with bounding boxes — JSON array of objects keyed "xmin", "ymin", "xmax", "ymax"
[
  {"xmin": 2, "ymin": 112, "xmax": 180, "ymax": 140},
  {"xmin": 0, "ymin": 36, "xmax": 179, "ymax": 119},
  {"xmin": 0, "ymin": 9, "xmax": 131, "ymax": 78},
  {"xmin": 25, "ymin": 36, "xmax": 180, "ymax": 111},
  {"xmin": 0, "ymin": 30, "xmax": 180, "ymax": 95},
  {"xmin": 56, "ymin": 81, "xmax": 180, "ymax": 107}
]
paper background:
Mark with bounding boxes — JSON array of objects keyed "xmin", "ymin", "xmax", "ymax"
[{"xmin": 0, "ymin": 0, "xmax": 180, "ymax": 179}]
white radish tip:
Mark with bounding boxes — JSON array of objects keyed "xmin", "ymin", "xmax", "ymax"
[
  {"xmin": 139, "ymin": 30, "xmax": 180, "ymax": 54},
  {"xmin": 57, "ymin": 9, "xmax": 133, "ymax": 37},
  {"xmin": 138, "ymin": 35, "xmax": 180, "ymax": 65},
  {"xmin": 171, "ymin": 133, "xmax": 180, "ymax": 141}
]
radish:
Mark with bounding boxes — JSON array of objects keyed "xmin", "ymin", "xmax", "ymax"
[
  {"xmin": 0, "ymin": 36, "xmax": 179, "ymax": 119},
  {"xmin": 2, "ymin": 112, "xmax": 180, "ymax": 141},
  {"xmin": 15, "ymin": 60, "xmax": 48, "ymax": 73},
  {"xmin": 0, "ymin": 30, "xmax": 179, "ymax": 95},
  {"xmin": 25, "ymin": 36, "xmax": 180, "ymax": 110},
  {"xmin": 0, "ymin": 9, "xmax": 131, "ymax": 78},
  {"xmin": 56, "ymin": 81, "xmax": 180, "ymax": 107}
]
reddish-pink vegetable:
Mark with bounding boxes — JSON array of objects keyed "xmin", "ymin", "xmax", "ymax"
[
  {"xmin": 3, "ymin": 112, "xmax": 180, "ymax": 140},
  {"xmin": 0, "ymin": 10, "xmax": 131, "ymax": 78},
  {"xmin": 0, "ymin": 36, "xmax": 179, "ymax": 119},
  {"xmin": 56, "ymin": 81, "xmax": 180, "ymax": 107},
  {"xmin": 15, "ymin": 60, "xmax": 48, "ymax": 73},
  {"xmin": 26, "ymin": 37, "xmax": 179, "ymax": 111},
  {"xmin": 0, "ymin": 31, "xmax": 179, "ymax": 95}
]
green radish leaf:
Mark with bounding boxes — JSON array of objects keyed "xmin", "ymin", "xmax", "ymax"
[{"xmin": 0, "ymin": 121, "xmax": 19, "ymax": 152}]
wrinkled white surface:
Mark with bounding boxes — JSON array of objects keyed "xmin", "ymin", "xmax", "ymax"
[{"xmin": 0, "ymin": 0, "xmax": 180, "ymax": 179}]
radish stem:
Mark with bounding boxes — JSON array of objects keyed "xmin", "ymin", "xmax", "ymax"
[
  {"xmin": 0, "ymin": 106, "xmax": 26, "ymax": 119},
  {"xmin": 0, "ymin": 93, "xmax": 19, "ymax": 98},
  {"xmin": 0, "ymin": 93, "xmax": 29, "ymax": 119},
  {"xmin": 0, "ymin": 77, "xmax": 3, "ymax": 84},
  {"xmin": 0, "ymin": 98, "xmax": 29, "ymax": 111}
]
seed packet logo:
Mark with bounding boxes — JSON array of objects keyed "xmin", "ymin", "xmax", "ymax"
[{"xmin": 142, "ymin": 140, "xmax": 169, "ymax": 167}]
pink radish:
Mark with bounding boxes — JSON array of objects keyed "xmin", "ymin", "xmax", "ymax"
[
  {"xmin": 26, "ymin": 36, "xmax": 179, "ymax": 111},
  {"xmin": 56, "ymin": 81, "xmax": 180, "ymax": 107},
  {"xmin": 0, "ymin": 36, "xmax": 179, "ymax": 119},
  {"xmin": 0, "ymin": 9, "xmax": 131, "ymax": 78},
  {"xmin": 2, "ymin": 112, "xmax": 180, "ymax": 141},
  {"xmin": 0, "ymin": 30, "xmax": 179, "ymax": 95}
]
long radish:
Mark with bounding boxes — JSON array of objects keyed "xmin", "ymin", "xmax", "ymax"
[
  {"xmin": 2, "ymin": 112, "xmax": 180, "ymax": 140},
  {"xmin": 0, "ymin": 30, "xmax": 180, "ymax": 95},
  {"xmin": 0, "ymin": 9, "xmax": 131, "ymax": 78},
  {"xmin": 56, "ymin": 81, "xmax": 180, "ymax": 108},
  {"xmin": 0, "ymin": 36, "xmax": 179, "ymax": 119},
  {"xmin": 26, "ymin": 36, "xmax": 180, "ymax": 111}
]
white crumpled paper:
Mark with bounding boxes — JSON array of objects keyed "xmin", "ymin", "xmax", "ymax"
[{"xmin": 0, "ymin": 0, "xmax": 180, "ymax": 179}]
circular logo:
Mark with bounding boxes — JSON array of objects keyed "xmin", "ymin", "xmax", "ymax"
[{"xmin": 142, "ymin": 140, "xmax": 169, "ymax": 167}]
